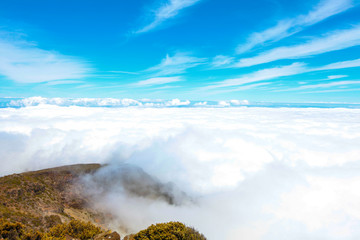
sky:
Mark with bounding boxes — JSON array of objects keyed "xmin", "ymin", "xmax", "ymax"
[{"xmin": 0, "ymin": 0, "xmax": 360, "ymax": 102}]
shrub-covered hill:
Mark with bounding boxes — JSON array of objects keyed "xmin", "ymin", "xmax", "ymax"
[
  {"xmin": 0, "ymin": 219, "xmax": 206, "ymax": 240},
  {"xmin": 0, "ymin": 218, "xmax": 106, "ymax": 240},
  {"xmin": 0, "ymin": 164, "xmax": 207, "ymax": 240},
  {"xmin": 0, "ymin": 164, "xmax": 105, "ymax": 232}
]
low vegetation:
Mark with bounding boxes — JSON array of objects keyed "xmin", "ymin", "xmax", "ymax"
[
  {"xmin": 0, "ymin": 164, "xmax": 103, "ymax": 232},
  {"xmin": 0, "ymin": 218, "xmax": 44, "ymax": 240},
  {"xmin": 47, "ymin": 219, "xmax": 103, "ymax": 239},
  {"xmin": 0, "ymin": 164, "xmax": 207, "ymax": 240},
  {"xmin": 132, "ymin": 222, "xmax": 206, "ymax": 240},
  {"xmin": 0, "ymin": 218, "xmax": 103, "ymax": 240}
]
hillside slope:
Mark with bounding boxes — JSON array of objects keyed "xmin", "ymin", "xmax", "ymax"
[
  {"xmin": 0, "ymin": 164, "xmax": 106, "ymax": 232},
  {"xmin": 0, "ymin": 164, "xmax": 206, "ymax": 240}
]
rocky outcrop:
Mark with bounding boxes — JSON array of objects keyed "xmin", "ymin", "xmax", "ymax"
[{"xmin": 95, "ymin": 231, "xmax": 121, "ymax": 240}]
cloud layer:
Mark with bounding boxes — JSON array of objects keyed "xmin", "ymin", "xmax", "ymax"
[
  {"xmin": 5, "ymin": 97, "xmax": 250, "ymax": 108},
  {"xmin": 0, "ymin": 105, "xmax": 360, "ymax": 239}
]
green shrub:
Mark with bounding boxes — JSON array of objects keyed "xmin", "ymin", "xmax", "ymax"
[
  {"xmin": 133, "ymin": 222, "xmax": 206, "ymax": 240},
  {"xmin": 0, "ymin": 218, "xmax": 25, "ymax": 239},
  {"xmin": 0, "ymin": 218, "xmax": 43, "ymax": 240},
  {"xmin": 47, "ymin": 219, "xmax": 102, "ymax": 240}
]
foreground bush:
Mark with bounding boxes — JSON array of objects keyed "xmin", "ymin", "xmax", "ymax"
[
  {"xmin": 0, "ymin": 218, "xmax": 42, "ymax": 240},
  {"xmin": 47, "ymin": 219, "xmax": 102, "ymax": 240},
  {"xmin": 133, "ymin": 221, "xmax": 206, "ymax": 240},
  {"xmin": 1, "ymin": 218, "xmax": 206, "ymax": 240},
  {"xmin": 0, "ymin": 218, "xmax": 102, "ymax": 240}
]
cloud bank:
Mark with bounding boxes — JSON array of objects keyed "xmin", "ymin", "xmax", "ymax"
[
  {"xmin": 4, "ymin": 97, "xmax": 251, "ymax": 108},
  {"xmin": 0, "ymin": 105, "xmax": 360, "ymax": 239},
  {"xmin": 3, "ymin": 97, "xmax": 360, "ymax": 109}
]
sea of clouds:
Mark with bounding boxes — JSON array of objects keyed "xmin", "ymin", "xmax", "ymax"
[
  {"xmin": 2, "ymin": 96, "xmax": 249, "ymax": 108},
  {"xmin": 2, "ymin": 96, "xmax": 360, "ymax": 109},
  {"xmin": 1, "ymin": 103, "xmax": 360, "ymax": 239}
]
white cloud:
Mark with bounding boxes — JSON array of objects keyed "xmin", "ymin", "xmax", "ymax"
[
  {"xmin": 204, "ymin": 62, "xmax": 306, "ymax": 89},
  {"xmin": 211, "ymin": 55, "xmax": 234, "ymax": 67},
  {"xmin": 203, "ymin": 82, "xmax": 272, "ymax": 95},
  {"xmin": 165, "ymin": 98, "xmax": 190, "ymax": 106},
  {"xmin": 0, "ymin": 38, "xmax": 91, "ymax": 83},
  {"xmin": 315, "ymin": 58, "xmax": 360, "ymax": 70},
  {"xmin": 1, "ymin": 106, "xmax": 360, "ymax": 239},
  {"xmin": 236, "ymin": 0, "xmax": 354, "ymax": 53},
  {"xmin": 232, "ymin": 82, "xmax": 270, "ymax": 91},
  {"xmin": 307, "ymin": 80, "xmax": 360, "ymax": 89},
  {"xmin": 147, "ymin": 52, "xmax": 206, "ymax": 76},
  {"xmin": 200, "ymin": 57, "xmax": 360, "ymax": 92},
  {"xmin": 7, "ymin": 97, "xmax": 197, "ymax": 108},
  {"xmin": 217, "ymin": 100, "xmax": 230, "ymax": 107},
  {"xmin": 136, "ymin": 0, "xmax": 202, "ymax": 34},
  {"xmin": 44, "ymin": 80, "xmax": 83, "ymax": 86},
  {"xmin": 237, "ymin": 21, "xmax": 293, "ymax": 54},
  {"xmin": 6, "ymin": 97, "xmax": 252, "ymax": 108},
  {"xmin": 192, "ymin": 100, "xmax": 250, "ymax": 108},
  {"xmin": 133, "ymin": 76, "xmax": 182, "ymax": 86},
  {"xmin": 230, "ymin": 99, "xmax": 249, "ymax": 105},
  {"xmin": 286, "ymin": 80, "xmax": 360, "ymax": 91},
  {"xmin": 269, "ymin": 175, "xmax": 360, "ymax": 233},
  {"xmin": 107, "ymin": 70, "xmax": 139, "ymax": 75},
  {"xmin": 194, "ymin": 101, "xmax": 207, "ymax": 106},
  {"xmin": 234, "ymin": 25, "xmax": 360, "ymax": 67},
  {"xmin": 8, "ymin": 97, "xmax": 143, "ymax": 107},
  {"xmin": 303, "ymin": 87, "xmax": 360, "ymax": 93},
  {"xmin": 327, "ymin": 75, "xmax": 348, "ymax": 80}
]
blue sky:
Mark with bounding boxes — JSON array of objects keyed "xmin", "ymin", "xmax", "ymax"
[{"xmin": 0, "ymin": 0, "xmax": 360, "ymax": 102}]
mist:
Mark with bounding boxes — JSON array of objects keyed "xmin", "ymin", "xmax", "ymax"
[{"xmin": 1, "ymin": 104, "xmax": 360, "ymax": 239}]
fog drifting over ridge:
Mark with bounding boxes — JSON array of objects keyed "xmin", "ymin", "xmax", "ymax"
[{"xmin": 1, "ymin": 105, "xmax": 360, "ymax": 239}]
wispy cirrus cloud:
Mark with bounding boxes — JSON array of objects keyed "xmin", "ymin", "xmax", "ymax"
[
  {"xmin": 234, "ymin": 25, "xmax": 360, "ymax": 68},
  {"xmin": 0, "ymin": 37, "xmax": 91, "ymax": 83},
  {"xmin": 236, "ymin": 0, "xmax": 354, "ymax": 54},
  {"xmin": 204, "ymin": 82, "xmax": 271, "ymax": 96},
  {"xmin": 44, "ymin": 80, "xmax": 83, "ymax": 86},
  {"xmin": 211, "ymin": 55, "xmax": 235, "ymax": 67},
  {"xmin": 327, "ymin": 75, "xmax": 348, "ymax": 80},
  {"xmin": 133, "ymin": 76, "xmax": 182, "ymax": 86},
  {"xmin": 107, "ymin": 70, "xmax": 139, "ymax": 75},
  {"xmin": 147, "ymin": 52, "xmax": 206, "ymax": 76},
  {"xmin": 303, "ymin": 87, "xmax": 360, "ymax": 93},
  {"xmin": 125, "ymin": 52, "xmax": 204, "ymax": 89},
  {"xmin": 200, "ymin": 57, "xmax": 360, "ymax": 92},
  {"xmin": 203, "ymin": 62, "xmax": 307, "ymax": 90},
  {"xmin": 275, "ymin": 80, "xmax": 360, "ymax": 92},
  {"xmin": 315, "ymin": 58, "xmax": 360, "ymax": 70},
  {"xmin": 298, "ymin": 80, "xmax": 360, "ymax": 89},
  {"xmin": 135, "ymin": 0, "xmax": 202, "ymax": 34}
]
